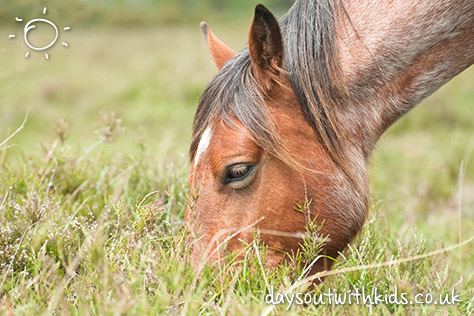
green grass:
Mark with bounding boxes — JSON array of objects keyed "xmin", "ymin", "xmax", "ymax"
[{"xmin": 0, "ymin": 24, "xmax": 473, "ymax": 315}]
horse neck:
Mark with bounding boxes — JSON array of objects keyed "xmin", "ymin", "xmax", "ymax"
[{"xmin": 338, "ymin": 0, "xmax": 474, "ymax": 157}]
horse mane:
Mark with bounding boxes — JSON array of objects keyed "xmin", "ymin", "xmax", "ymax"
[{"xmin": 190, "ymin": 0, "xmax": 352, "ymax": 182}]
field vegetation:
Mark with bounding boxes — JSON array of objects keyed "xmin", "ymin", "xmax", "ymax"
[{"xmin": 0, "ymin": 1, "xmax": 473, "ymax": 314}]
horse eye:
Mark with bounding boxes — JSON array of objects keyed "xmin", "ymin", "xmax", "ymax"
[{"xmin": 223, "ymin": 164, "xmax": 254, "ymax": 185}]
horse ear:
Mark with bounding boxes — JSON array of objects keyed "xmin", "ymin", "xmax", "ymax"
[
  {"xmin": 249, "ymin": 4, "xmax": 284, "ymax": 91},
  {"xmin": 200, "ymin": 22, "xmax": 236, "ymax": 70}
]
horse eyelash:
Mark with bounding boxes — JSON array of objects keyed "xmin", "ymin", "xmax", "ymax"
[{"xmin": 223, "ymin": 164, "xmax": 257, "ymax": 188}]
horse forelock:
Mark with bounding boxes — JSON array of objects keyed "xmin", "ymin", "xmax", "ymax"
[{"xmin": 190, "ymin": 49, "xmax": 283, "ymax": 164}]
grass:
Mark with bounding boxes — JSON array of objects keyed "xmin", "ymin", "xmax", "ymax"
[{"xmin": 0, "ymin": 23, "xmax": 473, "ymax": 315}]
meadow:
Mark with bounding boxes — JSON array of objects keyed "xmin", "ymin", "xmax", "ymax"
[{"xmin": 1, "ymin": 6, "xmax": 474, "ymax": 315}]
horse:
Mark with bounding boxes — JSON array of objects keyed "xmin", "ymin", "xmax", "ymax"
[{"xmin": 185, "ymin": 0, "xmax": 474, "ymax": 276}]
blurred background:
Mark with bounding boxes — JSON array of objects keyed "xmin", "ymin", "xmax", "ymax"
[
  {"xmin": 1, "ymin": 0, "xmax": 473, "ymax": 243},
  {"xmin": 0, "ymin": 0, "xmax": 291, "ymax": 160}
]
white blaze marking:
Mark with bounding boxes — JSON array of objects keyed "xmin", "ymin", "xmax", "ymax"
[{"xmin": 194, "ymin": 127, "xmax": 212, "ymax": 168}]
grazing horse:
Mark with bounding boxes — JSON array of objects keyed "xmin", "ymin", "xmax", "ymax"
[{"xmin": 186, "ymin": 0, "xmax": 474, "ymax": 274}]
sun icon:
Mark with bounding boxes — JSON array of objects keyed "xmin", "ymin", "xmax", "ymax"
[{"xmin": 9, "ymin": 7, "xmax": 70, "ymax": 60}]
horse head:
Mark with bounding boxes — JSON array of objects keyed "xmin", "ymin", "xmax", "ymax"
[
  {"xmin": 185, "ymin": 0, "xmax": 474, "ymax": 275},
  {"xmin": 186, "ymin": 4, "xmax": 367, "ymax": 274}
]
